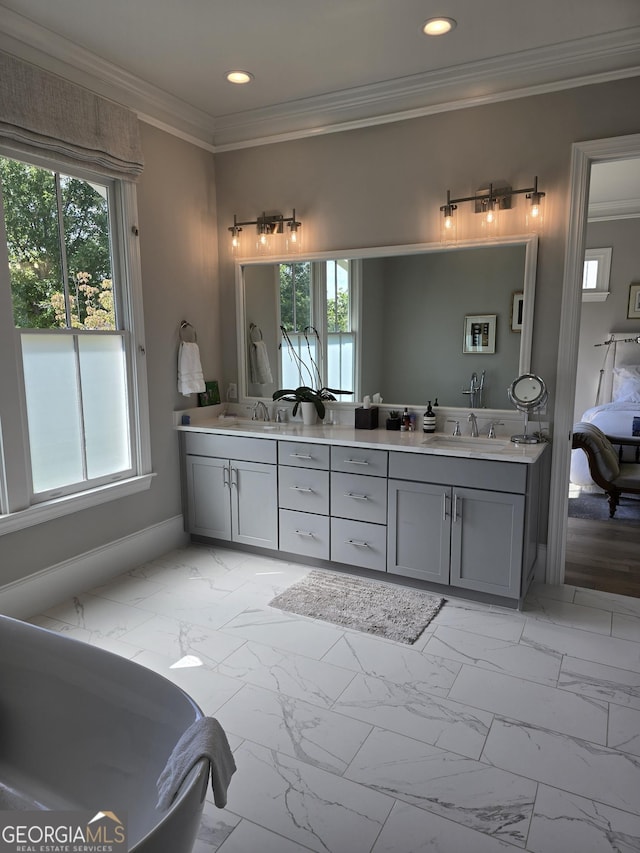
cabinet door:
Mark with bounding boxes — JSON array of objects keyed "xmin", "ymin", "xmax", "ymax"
[
  {"xmin": 232, "ymin": 460, "xmax": 278, "ymax": 550},
  {"xmin": 185, "ymin": 455, "xmax": 232, "ymax": 540},
  {"xmin": 449, "ymin": 487, "xmax": 524, "ymax": 598},
  {"xmin": 387, "ymin": 479, "xmax": 450, "ymax": 584}
]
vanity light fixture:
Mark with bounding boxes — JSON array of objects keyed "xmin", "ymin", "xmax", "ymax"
[
  {"xmin": 228, "ymin": 210, "xmax": 302, "ymax": 256},
  {"xmin": 440, "ymin": 177, "xmax": 546, "ymax": 236}
]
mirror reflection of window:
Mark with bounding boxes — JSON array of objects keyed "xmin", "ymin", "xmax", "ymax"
[
  {"xmin": 279, "ymin": 261, "xmax": 314, "ymax": 388},
  {"xmin": 326, "ymin": 259, "xmax": 354, "ymax": 401},
  {"xmin": 278, "ymin": 259, "xmax": 356, "ymax": 399}
]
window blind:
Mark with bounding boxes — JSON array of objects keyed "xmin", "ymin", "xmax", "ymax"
[{"xmin": 0, "ymin": 50, "xmax": 144, "ymax": 180}]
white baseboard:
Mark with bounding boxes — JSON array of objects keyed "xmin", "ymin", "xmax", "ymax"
[{"xmin": 0, "ymin": 515, "xmax": 189, "ymax": 619}]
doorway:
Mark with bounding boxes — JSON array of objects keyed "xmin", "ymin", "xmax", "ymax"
[
  {"xmin": 547, "ymin": 133, "xmax": 640, "ymax": 590},
  {"xmin": 565, "ymin": 156, "xmax": 640, "ymax": 596}
]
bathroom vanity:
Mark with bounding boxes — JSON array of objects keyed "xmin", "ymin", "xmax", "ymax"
[{"xmin": 179, "ymin": 419, "xmax": 546, "ymax": 606}]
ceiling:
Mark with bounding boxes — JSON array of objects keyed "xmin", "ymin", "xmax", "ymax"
[{"xmin": 1, "ymin": 0, "xmax": 640, "ymax": 149}]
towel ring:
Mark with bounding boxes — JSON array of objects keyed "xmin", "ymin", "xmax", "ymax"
[{"xmin": 179, "ymin": 321, "xmax": 197, "ymax": 343}]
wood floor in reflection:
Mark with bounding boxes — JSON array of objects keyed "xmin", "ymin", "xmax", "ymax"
[{"xmin": 565, "ymin": 511, "xmax": 640, "ymax": 598}]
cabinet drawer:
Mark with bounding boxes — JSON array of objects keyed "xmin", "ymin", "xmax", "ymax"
[
  {"xmin": 279, "ymin": 510, "xmax": 330, "ymax": 560},
  {"xmin": 279, "ymin": 441, "xmax": 330, "ymax": 470},
  {"xmin": 184, "ymin": 432, "xmax": 276, "ymax": 464},
  {"xmin": 278, "ymin": 466, "xmax": 329, "ymax": 515},
  {"xmin": 331, "ymin": 446, "xmax": 388, "ymax": 477},
  {"xmin": 388, "ymin": 451, "xmax": 527, "ymax": 493},
  {"xmin": 331, "ymin": 472, "xmax": 387, "ymax": 524},
  {"xmin": 331, "ymin": 518, "xmax": 387, "ymax": 572}
]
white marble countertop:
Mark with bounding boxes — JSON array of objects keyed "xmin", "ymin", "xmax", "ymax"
[{"xmin": 177, "ymin": 416, "xmax": 548, "ymax": 464}]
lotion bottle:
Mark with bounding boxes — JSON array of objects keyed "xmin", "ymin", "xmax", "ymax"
[{"xmin": 423, "ymin": 401, "xmax": 436, "ymax": 433}]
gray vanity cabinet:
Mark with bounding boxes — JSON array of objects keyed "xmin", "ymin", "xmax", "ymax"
[
  {"xmin": 278, "ymin": 441, "xmax": 331, "ymax": 560},
  {"xmin": 184, "ymin": 434, "xmax": 278, "ymax": 550},
  {"xmin": 387, "ymin": 452, "xmax": 534, "ymax": 599},
  {"xmin": 449, "ymin": 487, "xmax": 525, "ymax": 597},
  {"xmin": 387, "ymin": 479, "xmax": 451, "ymax": 584}
]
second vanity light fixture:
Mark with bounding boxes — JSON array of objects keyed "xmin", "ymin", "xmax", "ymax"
[
  {"xmin": 229, "ymin": 209, "xmax": 302, "ymax": 256},
  {"xmin": 440, "ymin": 177, "xmax": 546, "ymax": 241}
]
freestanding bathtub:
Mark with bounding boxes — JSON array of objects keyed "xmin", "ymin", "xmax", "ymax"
[{"xmin": 0, "ymin": 615, "xmax": 209, "ymax": 852}]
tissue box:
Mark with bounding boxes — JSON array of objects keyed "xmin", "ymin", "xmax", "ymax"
[{"xmin": 355, "ymin": 406, "xmax": 378, "ymax": 429}]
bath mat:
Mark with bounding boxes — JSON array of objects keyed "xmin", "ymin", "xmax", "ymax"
[{"xmin": 268, "ymin": 570, "xmax": 445, "ymax": 644}]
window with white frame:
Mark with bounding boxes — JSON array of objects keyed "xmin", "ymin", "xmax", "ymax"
[
  {"xmin": 278, "ymin": 259, "xmax": 357, "ymax": 399},
  {"xmin": 0, "ymin": 150, "xmax": 151, "ymax": 529},
  {"xmin": 582, "ymin": 247, "xmax": 612, "ymax": 301}
]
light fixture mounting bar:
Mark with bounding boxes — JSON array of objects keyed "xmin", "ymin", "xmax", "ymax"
[
  {"xmin": 441, "ymin": 177, "xmax": 544, "ymax": 213},
  {"xmin": 228, "ymin": 209, "xmax": 300, "ymax": 235}
]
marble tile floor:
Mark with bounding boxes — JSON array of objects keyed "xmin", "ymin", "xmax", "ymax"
[{"xmin": 27, "ymin": 544, "xmax": 640, "ymax": 852}]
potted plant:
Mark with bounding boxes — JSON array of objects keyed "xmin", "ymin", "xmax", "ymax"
[
  {"xmin": 275, "ymin": 325, "xmax": 352, "ymax": 424},
  {"xmin": 272, "ymin": 386, "xmax": 351, "ymax": 424},
  {"xmin": 386, "ymin": 410, "xmax": 402, "ymax": 430}
]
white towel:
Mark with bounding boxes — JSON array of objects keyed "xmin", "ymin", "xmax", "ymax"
[
  {"xmin": 249, "ymin": 339, "xmax": 273, "ymax": 385},
  {"xmin": 156, "ymin": 717, "xmax": 236, "ymax": 811},
  {"xmin": 178, "ymin": 341, "xmax": 206, "ymax": 396}
]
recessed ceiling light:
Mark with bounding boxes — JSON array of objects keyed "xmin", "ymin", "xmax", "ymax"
[
  {"xmin": 422, "ymin": 17, "xmax": 457, "ymax": 36},
  {"xmin": 226, "ymin": 70, "xmax": 254, "ymax": 85}
]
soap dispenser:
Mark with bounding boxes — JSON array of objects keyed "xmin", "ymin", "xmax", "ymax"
[
  {"xmin": 423, "ymin": 401, "xmax": 436, "ymax": 433},
  {"xmin": 401, "ymin": 407, "xmax": 410, "ymax": 432}
]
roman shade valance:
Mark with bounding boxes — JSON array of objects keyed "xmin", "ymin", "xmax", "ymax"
[{"xmin": 0, "ymin": 51, "xmax": 144, "ymax": 180}]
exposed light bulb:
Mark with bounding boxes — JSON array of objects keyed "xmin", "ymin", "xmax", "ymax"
[
  {"xmin": 525, "ymin": 189, "xmax": 545, "ymax": 233},
  {"xmin": 440, "ymin": 203, "xmax": 457, "ymax": 244}
]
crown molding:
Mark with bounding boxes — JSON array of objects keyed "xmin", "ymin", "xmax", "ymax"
[
  {"xmin": 0, "ymin": 6, "xmax": 217, "ymax": 146},
  {"xmin": 588, "ymin": 198, "xmax": 640, "ymax": 221},
  {"xmin": 1, "ymin": 6, "xmax": 639, "ymax": 151}
]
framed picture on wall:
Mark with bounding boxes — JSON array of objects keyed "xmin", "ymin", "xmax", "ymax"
[
  {"xmin": 511, "ymin": 292, "xmax": 524, "ymax": 332},
  {"xmin": 628, "ymin": 284, "xmax": 640, "ymax": 319},
  {"xmin": 463, "ymin": 314, "xmax": 496, "ymax": 354}
]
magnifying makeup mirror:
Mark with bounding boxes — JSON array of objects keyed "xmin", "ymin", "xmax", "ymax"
[{"xmin": 508, "ymin": 374, "xmax": 548, "ymax": 444}]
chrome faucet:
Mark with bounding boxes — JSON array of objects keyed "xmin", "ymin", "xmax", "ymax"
[
  {"xmin": 462, "ymin": 370, "xmax": 485, "ymax": 408},
  {"xmin": 251, "ymin": 401, "xmax": 270, "ymax": 421},
  {"xmin": 486, "ymin": 421, "xmax": 504, "ymax": 438},
  {"xmin": 447, "ymin": 419, "xmax": 461, "ymax": 436},
  {"xmin": 468, "ymin": 412, "xmax": 478, "ymax": 437}
]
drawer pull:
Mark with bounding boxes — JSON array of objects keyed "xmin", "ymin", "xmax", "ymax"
[
  {"xmin": 344, "ymin": 459, "xmax": 369, "ymax": 465},
  {"xmin": 295, "ymin": 530, "xmax": 315, "ymax": 538},
  {"xmin": 290, "ymin": 453, "xmax": 313, "ymax": 460},
  {"xmin": 344, "ymin": 492, "xmax": 369, "ymax": 501},
  {"xmin": 442, "ymin": 492, "xmax": 449, "ymax": 521},
  {"xmin": 347, "ymin": 539, "xmax": 370, "ymax": 548},
  {"xmin": 290, "ymin": 486, "xmax": 314, "ymax": 493}
]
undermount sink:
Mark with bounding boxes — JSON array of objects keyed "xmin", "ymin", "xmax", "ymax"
[{"xmin": 423, "ymin": 436, "xmax": 511, "ymax": 451}]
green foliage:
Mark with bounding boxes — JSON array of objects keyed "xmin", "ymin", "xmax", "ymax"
[
  {"xmin": 0, "ymin": 157, "xmax": 114, "ymax": 329},
  {"xmin": 327, "ymin": 288, "xmax": 350, "ymax": 332},
  {"xmin": 279, "ymin": 261, "xmax": 311, "ymax": 331},
  {"xmin": 272, "ymin": 385, "xmax": 353, "ymax": 419}
]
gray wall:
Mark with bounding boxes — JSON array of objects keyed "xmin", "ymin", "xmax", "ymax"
[
  {"xmin": 0, "ymin": 123, "xmax": 219, "ymax": 586},
  {"xmin": 575, "ymin": 217, "xmax": 640, "ymax": 421},
  {"xmin": 214, "ymin": 77, "xmax": 640, "ymax": 418}
]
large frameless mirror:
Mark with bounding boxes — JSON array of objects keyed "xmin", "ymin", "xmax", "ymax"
[{"xmin": 236, "ymin": 235, "xmax": 538, "ymax": 411}]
